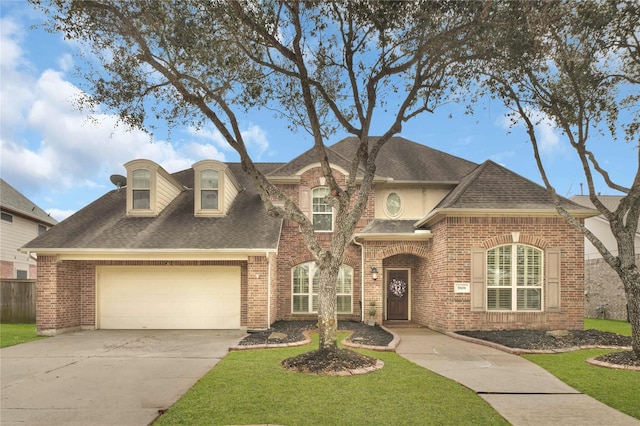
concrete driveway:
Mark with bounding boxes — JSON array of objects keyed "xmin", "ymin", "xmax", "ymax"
[{"xmin": 0, "ymin": 329, "xmax": 245, "ymax": 426}]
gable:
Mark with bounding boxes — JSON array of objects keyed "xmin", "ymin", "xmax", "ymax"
[
  {"xmin": 0, "ymin": 179, "xmax": 57, "ymax": 226},
  {"xmin": 417, "ymin": 161, "xmax": 597, "ymax": 226}
]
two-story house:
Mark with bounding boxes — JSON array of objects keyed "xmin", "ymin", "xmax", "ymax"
[
  {"xmin": 1, "ymin": 179, "xmax": 57, "ymax": 279},
  {"xmin": 22, "ymin": 137, "xmax": 596, "ymax": 336}
]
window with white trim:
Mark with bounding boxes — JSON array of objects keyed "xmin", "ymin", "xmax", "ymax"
[
  {"xmin": 132, "ymin": 169, "xmax": 151, "ymax": 209},
  {"xmin": 312, "ymin": 187, "xmax": 333, "ymax": 231},
  {"xmin": 200, "ymin": 169, "xmax": 219, "ymax": 210},
  {"xmin": 292, "ymin": 262, "xmax": 352, "ymax": 313},
  {"xmin": 487, "ymin": 244, "xmax": 543, "ymax": 311}
]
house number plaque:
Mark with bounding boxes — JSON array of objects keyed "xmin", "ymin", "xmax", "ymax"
[{"xmin": 454, "ymin": 282, "xmax": 470, "ymax": 293}]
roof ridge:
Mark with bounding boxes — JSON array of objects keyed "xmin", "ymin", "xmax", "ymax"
[{"xmin": 437, "ymin": 161, "xmax": 490, "ymax": 209}]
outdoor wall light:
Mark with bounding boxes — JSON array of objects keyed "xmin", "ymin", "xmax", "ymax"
[{"xmin": 371, "ymin": 266, "xmax": 378, "ymax": 281}]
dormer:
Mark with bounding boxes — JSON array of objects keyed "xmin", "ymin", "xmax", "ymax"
[
  {"xmin": 192, "ymin": 160, "xmax": 241, "ymax": 217},
  {"xmin": 124, "ymin": 159, "xmax": 183, "ymax": 217}
]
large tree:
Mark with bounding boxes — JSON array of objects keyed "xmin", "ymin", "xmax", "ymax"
[
  {"xmin": 36, "ymin": 0, "xmax": 492, "ymax": 357},
  {"xmin": 481, "ymin": 0, "xmax": 640, "ymax": 358}
]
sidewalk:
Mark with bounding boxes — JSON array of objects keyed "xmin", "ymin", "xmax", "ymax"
[{"xmin": 393, "ymin": 328, "xmax": 639, "ymax": 426}]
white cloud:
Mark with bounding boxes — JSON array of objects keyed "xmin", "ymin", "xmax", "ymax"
[
  {"xmin": 0, "ymin": 13, "xmax": 274, "ymax": 220},
  {"xmin": 489, "ymin": 150, "xmax": 516, "ymax": 166},
  {"xmin": 0, "ymin": 17, "xmax": 36, "ymax": 141},
  {"xmin": 497, "ymin": 108, "xmax": 562, "ymax": 155},
  {"xmin": 242, "ymin": 125, "xmax": 269, "ymax": 160},
  {"xmin": 47, "ymin": 208, "xmax": 76, "ymax": 222},
  {"xmin": 187, "ymin": 123, "xmax": 271, "ymax": 161}
]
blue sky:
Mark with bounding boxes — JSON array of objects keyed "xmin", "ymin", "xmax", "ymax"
[{"xmin": 1, "ymin": 1, "xmax": 634, "ymax": 222}]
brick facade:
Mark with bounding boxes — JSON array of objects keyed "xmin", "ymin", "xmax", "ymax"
[
  {"xmin": 584, "ymin": 255, "xmax": 638, "ymax": 321},
  {"xmin": 415, "ymin": 216, "xmax": 584, "ymax": 331},
  {"xmin": 35, "ymin": 257, "xmax": 263, "ymax": 335},
  {"xmin": 34, "ymin": 165, "xmax": 589, "ymax": 333}
]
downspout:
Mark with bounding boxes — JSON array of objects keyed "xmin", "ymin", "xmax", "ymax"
[
  {"xmin": 352, "ymin": 238, "xmax": 365, "ymax": 323},
  {"xmin": 266, "ymin": 252, "xmax": 271, "ymax": 330}
]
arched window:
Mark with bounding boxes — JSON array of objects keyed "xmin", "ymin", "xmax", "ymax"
[
  {"xmin": 132, "ymin": 169, "xmax": 151, "ymax": 209},
  {"xmin": 312, "ymin": 187, "xmax": 333, "ymax": 231},
  {"xmin": 487, "ymin": 244, "xmax": 543, "ymax": 311},
  {"xmin": 292, "ymin": 262, "xmax": 352, "ymax": 313}
]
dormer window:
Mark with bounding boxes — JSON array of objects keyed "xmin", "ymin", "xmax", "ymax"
[
  {"xmin": 192, "ymin": 160, "xmax": 240, "ymax": 217},
  {"xmin": 124, "ymin": 159, "xmax": 183, "ymax": 217},
  {"xmin": 200, "ymin": 170, "xmax": 219, "ymax": 210},
  {"xmin": 132, "ymin": 169, "xmax": 151, "ymax": 209}
]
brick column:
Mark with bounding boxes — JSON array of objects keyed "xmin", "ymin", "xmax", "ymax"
[
  {"xmin": 36, "ymin": 256, "xmax": 58, "ymax": 335},
  {"xmin": 247, "ymin": 256, "xmax": 269, "ymax": 330}
]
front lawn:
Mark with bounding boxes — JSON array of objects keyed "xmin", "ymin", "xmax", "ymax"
[
  {"xmin": 154, "ymin": 333, "xmax": 508, "ymax": 426},
  {"xmin": 524, "ymin": 318, "xmax": 638, "ymax": 419},
  {"xmin": 584, "ymin": 318, "xmax": 632, "ymax": 336},
  {"xmin": 0, "ymin": 323, "xmax": 44, "ymax": 348},
  {"xmin": 523, "ymin": 349, "xmax": 640, "ymax": 419}
]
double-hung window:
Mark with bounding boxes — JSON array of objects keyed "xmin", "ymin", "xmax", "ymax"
[
  {"xmin": 312, "ymin": 187, "xmax": 332, "ymax": 231},
  {"xmin": 200, "ymin": 170, "xmax": 219, "ymax": 210},
  {"xmin": 292, "ymin": 262, "xmax": 352, "ymax": 313},
  {"xmin": 487, "ymin": 244, "xmax": 543, "ymax": 311},
  {"xmin": 132, "ymin": 169, "xmax": 151, "ymax": 209}
]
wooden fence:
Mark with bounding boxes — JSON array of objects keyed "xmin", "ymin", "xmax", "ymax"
[{"xmin": 1, "ymin": 279, "xmax": 36, "ymax": 323}]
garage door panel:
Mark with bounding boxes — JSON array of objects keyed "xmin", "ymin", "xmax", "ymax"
[{"xmin": 98, "ymin": 266, "xmax": 240, "ymax": 329}]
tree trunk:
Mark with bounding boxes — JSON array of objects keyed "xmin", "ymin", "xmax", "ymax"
[
  {"xmin": 316, "ymin": 260, "xmax": 339, "ymax": 352},
  {"xmin": 620, "ymin": 266, "xmax": 640, "ymax": 358}
]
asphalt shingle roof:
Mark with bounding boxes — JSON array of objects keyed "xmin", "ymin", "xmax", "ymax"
[
  {"xmin": 358, "ymin": 220, "xmax": 420, "ymax": 234},
  {"xmin": 23, "ymin": 138, "xmax": 594, "ymax": 249},
  {"xmin": 0, "ymin": 179, "xmax": 57, "ymax": 226},
  {"xmin": 23, "ymin": 164, "xmax": 282, "ymax": 250},
  {"xmin": 329, "ymin": 136, "xmax": 479, "ymax": 182},
  {"xmin": 435, "ymin": 160, "xmax": 589, "ymax": 210}
]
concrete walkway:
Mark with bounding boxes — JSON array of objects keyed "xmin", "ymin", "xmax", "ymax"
[{"xmin": 394, "ymin": 328, "xmax": 639, "ymax": 426}]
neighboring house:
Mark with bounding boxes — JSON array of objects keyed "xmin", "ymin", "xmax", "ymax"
[
  {"xmin": 570, "ymin": 195, "xmax": 640, "ymax": 321},
  {"xmin": 1, "ymin": 179, "xmax": 57, "ymax": 279},
  {"xmin": 22, "ymin": 137, "xmax": 596, "ymax": 336}
]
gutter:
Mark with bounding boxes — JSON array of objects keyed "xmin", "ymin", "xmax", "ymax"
[{"xmin": 414, "ymin": 207, "xmax": 601, "ymax": 228}]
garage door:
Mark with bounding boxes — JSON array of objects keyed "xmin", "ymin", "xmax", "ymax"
[{"xmin": 97, "ymin": 266, "xmax": 241, "ymax": 329}]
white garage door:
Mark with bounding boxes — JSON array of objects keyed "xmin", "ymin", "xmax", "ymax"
[{"xmin": 97, "ymin": 266, "xmax": 241, "ymax": 329}]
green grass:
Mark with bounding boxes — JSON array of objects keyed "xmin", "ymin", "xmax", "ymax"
[
  {"xmin": 155, "ymin": 333, "xmax": 508, "ymax": 426},
  {"xmin": 523, "ymin": 349, "xmax": 640, "ymax": 419},
  {"xmin": 584, "ymin": 318, "xmax": 632, "ymax": 336},
  {"xmin": 0, "ymin": 323, "xmax": 44, "ymax": 348},
  {"xmin": 523, "ymin": 318, "xmax": 638, "ymax": 419}
]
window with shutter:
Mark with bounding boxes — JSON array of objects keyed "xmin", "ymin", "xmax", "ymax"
[{"xmin": 486, "ymin": 244, "xmax": 543, "ymax": 311}]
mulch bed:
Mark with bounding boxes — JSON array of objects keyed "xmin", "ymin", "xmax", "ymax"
[
  {"xmin": 238, "ymin": 321, "xmax": 639, "ymax": 370},
  {"xmin": 457, "ymin": 329, "xmax": 639, "ymax": 368},
  {"xmin": 281, "ymin": 348, "xmax": 381, "ymax": 375},
  {"xmin": 239, "ymin": 320, "xmax": 393, "ymax": 375},
  {"xmin": 238, "ymin": 320, "xmax": 394, "ymax": 347}
]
